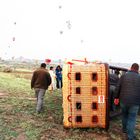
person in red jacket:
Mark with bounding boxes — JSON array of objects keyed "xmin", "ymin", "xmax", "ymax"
[{"xmin": 31, "ymin": 63, "xmax": 51, "ymax": 113}]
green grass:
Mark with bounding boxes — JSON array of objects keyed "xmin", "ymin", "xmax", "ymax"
[
  {"xmin": 0, "ymin": 72, "xmax": 34, "ymax": 96},
  {"xmin": 0, "ymin": 72, "xmax": 140, "ymax": 140}
]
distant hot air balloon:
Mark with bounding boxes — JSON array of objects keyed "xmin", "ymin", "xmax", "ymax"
[
  {"xmin": 66, "ymin": 20, "xmax": 72, "ymax": 29},
  {"xmin": 59, "ymin": 31, "xmax": 63, "ymax": 34},
  {"xmin": 45, "ymin": 59, "xmax": 51, "ymax": 64},
  {"xmin": 12, "ymin": 37, "xmax": 15, "ymax": 41},
  {"xmin": 58, "ymin": 5, "xmax": 62, "ymax": 9}
]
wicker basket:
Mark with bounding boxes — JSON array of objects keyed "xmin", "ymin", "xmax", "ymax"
[{"xmin": 62, "ymin": 63, "xmax": 109, "ymax": 129}]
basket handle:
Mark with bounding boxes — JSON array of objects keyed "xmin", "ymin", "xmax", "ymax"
[
  {"xmin": 67, "ymin": 72, "xmax": 71, "ymax": 80},
  {"xmin": 67, "ymin": 95, "xmax": 71, "ymax": 102},
  {"xmin": 68, "ymin": 116, "xmax": 72, "ymax": 122}
]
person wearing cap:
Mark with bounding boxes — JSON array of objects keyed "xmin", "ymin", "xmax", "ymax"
[
  {"xmin": 114, "ymin": 63, "xmax": 140, "ymax": 140},
  {"xmin": 31, "ymin": 63, "xmax": 51, "ymax": 113}
]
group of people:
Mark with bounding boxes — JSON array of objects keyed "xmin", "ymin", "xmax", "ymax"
[
  {"xmin": 31, "ymin": 63, "xmax": 62, "ymax": 113},
  {"xmin": 31, "ymin": 62, "xmax": 140, "ymax": 140},
  {"xmin": 48, "ymin": 65, "xmax": 63, "ymax": 91}
]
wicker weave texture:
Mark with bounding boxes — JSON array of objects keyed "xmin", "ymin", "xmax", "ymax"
[{"xmin": 63, "ymin": 63, "xmax": 108, "ymax": 128}]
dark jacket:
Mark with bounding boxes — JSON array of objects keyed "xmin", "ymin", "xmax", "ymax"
[
  {"xmin": 55, "ymin": 67, "xmax": 62, "ymax": 81},
  {"xmin": 110, "ymin": 73, "xmax": 119, "ymax": 86},
  {"xmin": 31, "ymin": 68, "xmax": 51, "ymax": 90},
  {"xmin": 115, "ymin": 70, "xmax": 140, "ymax": 105}
]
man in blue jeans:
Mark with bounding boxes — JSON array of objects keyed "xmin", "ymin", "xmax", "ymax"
[
  {"xmin": 31, "ymin": 63, "xmax": 51, "ymax": 113},
  {"xmin": 114, "ymin": 63, "xmax": 140, "ymax": 140}
]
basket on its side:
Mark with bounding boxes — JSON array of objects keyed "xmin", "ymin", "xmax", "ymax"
[{"xmin": 62, "ymin": 63, "xmax": 109, "ymax": 129}]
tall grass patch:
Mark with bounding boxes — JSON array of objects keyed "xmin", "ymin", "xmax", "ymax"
[{"xmin": 0, "ymin": 72, "xmax": 34, "ymax": 97}]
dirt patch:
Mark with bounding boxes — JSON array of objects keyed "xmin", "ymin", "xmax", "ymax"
[
  {"xmin": 0, "ymin": 92, "xmax": 36, "ymax": 100},
  {"xmin": 40, "ymin": 128, "xmax": 67, "ymax": 140},
  {"xmin": 0, "ymin": 92, "xmax": 9, "ymax": 96},
  {"xmin": 16, "ymin": 133, "xmax": 27, "ymax": 140},
  {"xmin": 14, "ymin": 97, "xmax": 36, "ymax": 100}
]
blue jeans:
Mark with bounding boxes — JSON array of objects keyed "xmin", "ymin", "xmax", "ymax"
[
  {"xmin": 121, "ymin": 103, "xmax": 139, "ymax": 139},
  {"xmin": 35, "ymin": 88, "xmax": 46, "ymax": 112},
  {"xmin": 56, "ymin": 79, "xmax": 62, "ymax": 89}
]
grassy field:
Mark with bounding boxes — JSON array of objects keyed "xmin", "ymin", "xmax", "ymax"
[{"xmin": 0, "ymin": 72, "xmax": 140, "ymax": 140}]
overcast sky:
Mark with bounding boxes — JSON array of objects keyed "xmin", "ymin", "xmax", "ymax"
[{"xmin": 0, "ymin": 0, "xmax": 140, "ymax": 63}]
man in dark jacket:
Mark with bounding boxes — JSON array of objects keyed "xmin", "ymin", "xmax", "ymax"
[
  {"xmin": 114, "ymin": 63, "xmax": 140, "ymax": 140},
  {"xmin": 31, "ymin": 63, "xmax": 51, "ymax": 113}
]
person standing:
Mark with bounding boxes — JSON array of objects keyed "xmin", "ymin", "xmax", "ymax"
[
  {"xmin": 109, "ymin": 70, "xmax": 120, "ymax": 111},
  {"xmin": 55, "ymin": 65, "xmax": 62, "ymax": 89},
  {"xmin": 114, "ymin": 63, "xmax": 140, "ymax": 140},
  {"xmin": 31, "ymin": 63, "xmax": 51, "ymax": 113},
  {"xmin": 48, "ymin": 66, "xmax": 56, "ymax": 92}
]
